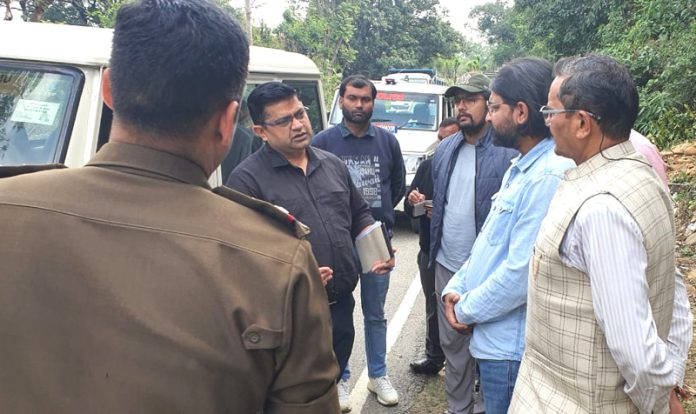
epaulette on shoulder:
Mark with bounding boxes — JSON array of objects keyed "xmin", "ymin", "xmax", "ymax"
[
  {"xmin": 213, "ymin": 185, "xmax": 311, "ymax": 239},
  {"xmin": 0, "ymin": 163, "xmax": 66, "ymax": 179}
]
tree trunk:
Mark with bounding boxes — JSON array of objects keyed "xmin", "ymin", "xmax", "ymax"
[{"xmin": 245, "ymin": 0, "xmax": 253, "ymax": 45}]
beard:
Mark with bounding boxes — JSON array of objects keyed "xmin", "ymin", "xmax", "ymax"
[
  {"xmin": 491, "ymin": 122, "xmax": 520, "ymax": 149},
  {"xmin": 459, "ymin": 116, "xmax": 486, "ymax": 135},
  {"xmin": 343, "ymin": 107, "xmax": 373, "ymax": 124}
]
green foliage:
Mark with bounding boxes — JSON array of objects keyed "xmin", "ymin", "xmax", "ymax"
[
  {"xmin": 471, "ymin": 0, "xmax": 618, "ymax": 65},
  {"xmin": 252, "ymin": 22, "xmax": 282, "ymax": 50},
  {"xmin": 24, "ymin": 0, "xmax": 241, "ymax": 28},
  {"xmin": 275, "ymin": 1, "xmax": 359, "ymax": 102},
  {"xmin": 602, "ymin": 0, "xmax": 696, "ymax": 148},
  {"xmin": 470, "ymin": 1, "xmax": 527, "ymax": 66},
  {"xmin": 266, "ymin": 0, "xmax": 464, "ymax": 100},
  {"xmin": 431, "ymin": 49, "xmax": 491, "ymax": 84},
  {"xmin": 36, "ymin": 0, "xmax": 133, "ymax": 26},
  {"xmin": 343, "ymin": 0, "xmax": 465, "ymax": 78},
  {"xmin": 470, "ymin": 0, "xmax": 696, "ymax": 148}
]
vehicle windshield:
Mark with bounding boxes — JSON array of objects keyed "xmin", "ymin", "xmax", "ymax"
[
  {"xmin": 330, "ymin": 91, "xmax": 438, "ymax": 132},
  {"xmin": 0, "ymin": 62, "xmax": 82, "ymax": 166}
]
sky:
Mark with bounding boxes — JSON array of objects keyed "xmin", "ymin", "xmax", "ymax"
[{"xmin": 228, "ymin": 0, "xmax": 498, "ymax": 43}]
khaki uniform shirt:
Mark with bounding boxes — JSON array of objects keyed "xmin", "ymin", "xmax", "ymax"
[{"xmin": 0, "ymin": 142, "xmax": 339, "ymax": 413}]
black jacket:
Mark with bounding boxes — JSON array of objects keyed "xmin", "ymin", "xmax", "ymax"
[
  {"xmin": 227, "ymin": 144, "xmax": 374, "ymax": 301},
  {"xmin": 404, "ymin": 158, "xmax": 433, "ymax": 253}
]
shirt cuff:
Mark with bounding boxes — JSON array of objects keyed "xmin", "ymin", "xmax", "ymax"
[
  {"xmin": 441, "ymin": 287, "xmax": 457, "ymax": 302},
  {"xmin": 670, "ymin": 349, "xmax": 687, "ymax": 387},
  {"xmin": 453, "ymin": 292, "xmax": 473, "ymax": 325}
]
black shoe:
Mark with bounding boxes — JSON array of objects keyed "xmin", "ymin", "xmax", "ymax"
[{"xmin": 409, "ymin": 357, "xmax": 444, "ymax": 375}]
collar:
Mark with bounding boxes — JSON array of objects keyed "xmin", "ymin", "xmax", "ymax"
[
  {"xmin": 339, "ymin": 121, "xmax": 377, "ymax": 139},
  {"xmin": 261, "ymin": 143, "xmax": 321, "ymax": 174},
  {"xmin": 87, "ymin": 142, "xmax": 210, "ymax": 188},
  {"xmin": 565, "ymin": 140, "xmax": 636, "ymax": 181},
  {"xmin": 511, "ymin": 137, "xmax": 555, "ymax": 173}
]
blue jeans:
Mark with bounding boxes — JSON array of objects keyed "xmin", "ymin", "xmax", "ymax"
[
  {"xmin": 477, "ymin": 359, "xmax": 520, "ymax": 414},
  {"xmin": 341, "ymin": 270, "xmax": 390, "ymax": 379}
]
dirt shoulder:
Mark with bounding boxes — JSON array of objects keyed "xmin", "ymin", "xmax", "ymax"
[{"xmin": 664, "ymin": 144, "xmax": 696, "ymax": 411}]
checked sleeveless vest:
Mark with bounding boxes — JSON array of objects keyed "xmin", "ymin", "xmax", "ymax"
[{"xmin": 509, "ymin": 141, "xmax": 675, "ymax": 414}]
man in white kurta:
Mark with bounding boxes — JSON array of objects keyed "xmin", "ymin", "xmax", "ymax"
[{"xmin": 510, "ymin": 55, "xmax": 693, "ymax": 414}]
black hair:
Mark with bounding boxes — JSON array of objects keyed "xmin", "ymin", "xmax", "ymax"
[
  {"xmin": 490, "ymin": 57, "xmax": 552, "ymax": 138},
  {"xmin": 109, "ymin": 0, "xmax": 249, "ymax": 137},
  {"xmin": 553, "ymin": 55, "xmax": 638, "ymax": 140},
  {"xmin": 246, "ymin": 82, "xmax": 299, "ymax": 125},
  {"xmin": 439, "ymin": 117, "xmax": 459, "ymax": 128},
  {"xmin": 339, "ymin": 75, "xmax": 377, "ymax": 99}
]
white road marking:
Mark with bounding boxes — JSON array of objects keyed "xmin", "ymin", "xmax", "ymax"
[{"xmin": 350, "ymin": 271, "xmax": 422, "ymax": 412}]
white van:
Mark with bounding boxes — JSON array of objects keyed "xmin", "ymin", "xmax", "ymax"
[
  {"xmin": 0, "ymin": 22, "xmax": 327, "ymax": 185},
  {"xmin": 328, "ymin": 79, "xmax": 455, "ymax": 193}
]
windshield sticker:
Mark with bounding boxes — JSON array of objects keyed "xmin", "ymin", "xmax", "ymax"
[
  {"xmin": 10, "ymin": 99, "xmax": 60, "ymax": 126},
  {"xmin": 376, "ymin": 92, "xmax": 405, "ymax": 101},
  {"xmin": 373, "ymin": 123, "xmax": 397, "ymax": 134}
]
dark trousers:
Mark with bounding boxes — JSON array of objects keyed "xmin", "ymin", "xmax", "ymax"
[
  {"xmin": 330, "ymin": 293, "xmax": 356, "ymax": 381},
  {"xmin": 417, "ymin": 250, "xmax": 444, "ymax": 362}
]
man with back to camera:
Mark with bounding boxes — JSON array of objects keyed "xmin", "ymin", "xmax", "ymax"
[
  {"xmin": 0, "ymin": 0, "xmax": 340, "ymax": 412},
  {"xmin": 441, "ymin": 57, "xmax": 574, "ymax": 414},
  {"xmin": 425, "ymin": 73, "xmax": 517, "ymax": 414},
  {"xmin": 510, "ymin": 55, "xmax": 693, "ymax": 414},
  {"xmin": 226, "ymin": 81, "xmax": 394, "ymax": 413},
  {"xmin": 312, "ymin": 74, "xmax": 406, "ymax": 408},
  {"xmin": 405, "ymin": 117, "xmax": 460, "ymax": 377}
]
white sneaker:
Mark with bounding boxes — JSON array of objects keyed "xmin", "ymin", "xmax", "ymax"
[
  {"xmin": 337, "ymin": 379, "xmax": 352, "ymax": 412},
  {"xmin": 367, "ymin": 375, "xmax": 399, "ymax": 406}
]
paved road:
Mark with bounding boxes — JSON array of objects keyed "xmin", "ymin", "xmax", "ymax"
[{"xmin": 342, "ymin": 215, "xmax": 434, "ymax": 413}]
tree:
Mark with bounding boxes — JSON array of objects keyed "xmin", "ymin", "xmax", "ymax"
[
  {"xmin": 516, "ymin": 0, "xmax": 620, "ymax": 60},
  {"xmin": 602, "ymin": 0, "xmax": 696, "ymax": 147},
  {"xmin": 16, "ymin": 0, "xmax": 241, "ymax": 27},
  {"xmin": 470, "ymin": 0, "xmax": 620, "ymax": 65},
  {"xmin": 18, "ymin": 0, "xmax": 128, "ymax": 25},
  {"xmin": 469, "ymin": 0, "xmax": 696, "ymax": 148},
  {"xmin": 274, "ymin": 1, "xmax": 359, "ymax": 101},
  {"xmin": 342, "ymin": 0, "xmax": 465, "ymax": 78},
  {"xmin": 470, "ymin": 0, "xmax": 524, "ymax": 66}
]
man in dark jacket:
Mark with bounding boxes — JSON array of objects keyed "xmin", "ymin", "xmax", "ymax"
[
  {"xmin": 430, "ymin": 74, "xmax": 518, "ymax": 414},
  {"xmin": 405, "ymin": 117, "xmax": 460, "ymax": 376},
  {"xmin": 312, "ymin": 75, "xmax": 405, "ymax": 409},
  {"xmin": 227, "ymin": 82, "xmax": 391, "ymax": 409}
]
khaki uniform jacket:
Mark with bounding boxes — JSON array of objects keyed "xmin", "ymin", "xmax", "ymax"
[{"xmin": 0, "ymin": 142, "xmax": 339, "ymax": 413}]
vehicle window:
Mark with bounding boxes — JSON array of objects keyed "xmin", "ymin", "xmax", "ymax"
[
  {"xmin": 220, "ymin": 83, "xmax": 263, "ymax": 182},
  {"xmin": 283, "ymin": 80, "xmax": 324, "ymax": 133},
  {"xmin": 0, "ymin": 62, "xmax": 82, "ymax": 166},
  {"xmin": 330, "ymin": 92, "xmax": 439, "ymax": 132},
  {"xmin": 443, "ymin": 97, "xmax": 454, "ymax": 119}
]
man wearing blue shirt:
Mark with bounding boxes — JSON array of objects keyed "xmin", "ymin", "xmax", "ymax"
[
  {"xmin": 430, "ymin": 74, "xmax": 517, "ymax": 414},
  {"xmin": 442, "ymin": 57, "xmax": 574, "ymax": 414},
  {"xmin": 313, "ymin": 75, "xmax": 406, "ymax": 409}
]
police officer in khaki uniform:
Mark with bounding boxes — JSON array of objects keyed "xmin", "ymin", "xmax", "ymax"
[{"xmin": 0, "ymin": 0, "xmax": 339, "ymax": 412}]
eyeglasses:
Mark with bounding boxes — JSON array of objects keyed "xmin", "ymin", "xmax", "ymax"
[
  {"xmin": 486, "ymin": 100, "xmax": 505, "ymax": 113},
  {"xmin": 262, "ymin": 106, "xmax": 309, "ymax": 127},
  {"xmin": 539, "ymin": 105, "xmax": 601, "ymax": 121},
  {"xmin": 452, "ymin": 95, "xmax": 483, "ymax": 106}
]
